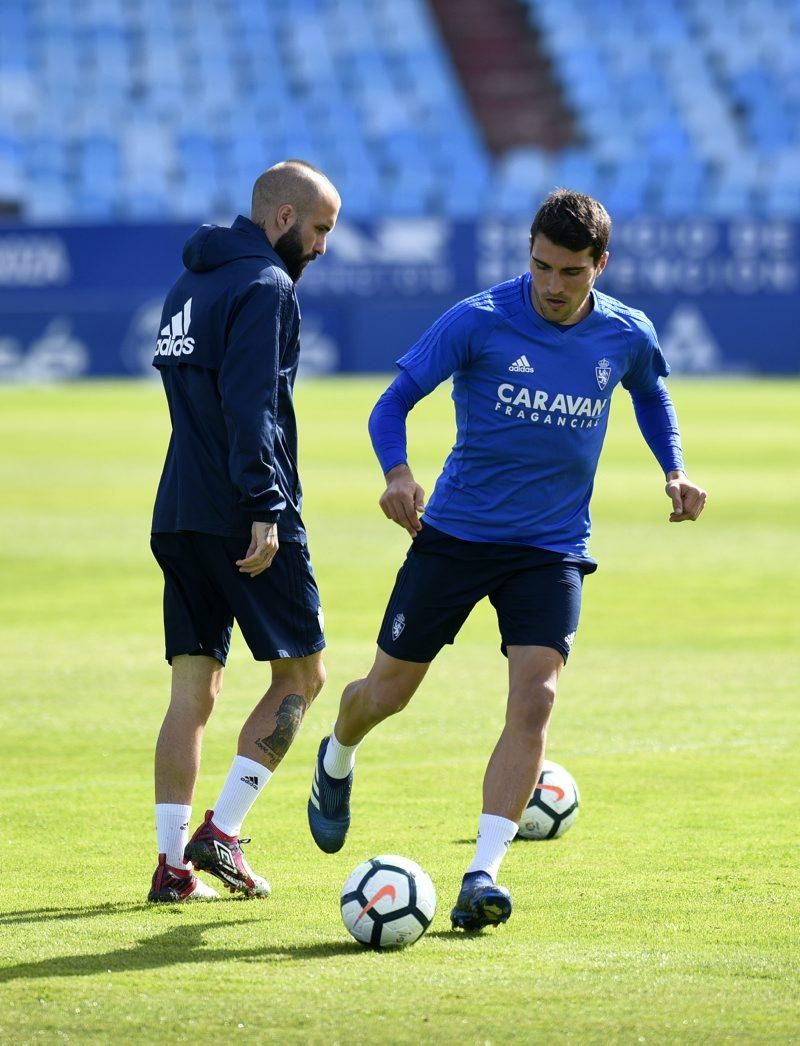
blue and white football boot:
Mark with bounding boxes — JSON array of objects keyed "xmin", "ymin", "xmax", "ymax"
[
  {"xmin": 307, "ymin": 736, "xmax": 353, "ymax": 853},
  {"xmin": 450, "ymin": 871, "xmax": 512, "ymax": 931}
]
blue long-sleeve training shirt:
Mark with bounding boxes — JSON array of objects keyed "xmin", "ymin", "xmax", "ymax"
[
  {"xmin": 369, "ymin": 274, "xmax": 684, "ymax": 560},
  {"xmin": 151, "ymin": 215, "xmax": 306, "ymax": 542}
]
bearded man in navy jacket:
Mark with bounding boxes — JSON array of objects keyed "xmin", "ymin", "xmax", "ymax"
[{"xmin": 148, "ymin": 160, "xmax": 340, "ymax": 903}]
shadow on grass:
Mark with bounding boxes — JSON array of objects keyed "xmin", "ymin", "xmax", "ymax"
[
  {"xmin": 0, "ymin": 895, "xmax": 267, "ymax": 928},
  {"xmin": 0, "ymin": 902, "xmax": 156, "ymax": 926},
  {"xmin": 425, "ymin": 929, "xmax": 490, "ymax": 942},
  {"xmin": 0, "ymin": 920, "xmax": 356, "ymax": 983}
]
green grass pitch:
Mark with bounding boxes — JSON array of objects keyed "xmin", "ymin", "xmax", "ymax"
[{"xmin": 0, "ymin": 376, "xmax": 798, "ymax": 1043}]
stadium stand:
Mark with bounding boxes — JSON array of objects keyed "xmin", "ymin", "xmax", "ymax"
[
  {"xmin": 0, "ymin": 0, "xmax": 798, "ymax": 222},
  {"xmin": 520, "ymin": 0, "xmax": 800, "ymax": 218}
]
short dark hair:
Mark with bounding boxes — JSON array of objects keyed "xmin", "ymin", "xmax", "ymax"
[{"xmin": 530, "ymin": 188, "xmax": 611, "ymax": 263}]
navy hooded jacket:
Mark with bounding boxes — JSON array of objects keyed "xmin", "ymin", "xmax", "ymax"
[{"xmin": 151, "ymin": 215, "xmax": 306, "ymax": 542}]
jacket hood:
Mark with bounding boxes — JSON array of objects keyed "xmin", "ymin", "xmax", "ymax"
[{"xmin": 182, "ymin": 215, "xmax": 288, "ymax": 275}]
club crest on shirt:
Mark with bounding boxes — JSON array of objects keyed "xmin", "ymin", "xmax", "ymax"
[
  {"xmin": 595, "ymin": 358, "xmax": 611, "ymax": 390},
  {"xmin": 391, "ymin": 613, "xmax": 406, "ymax": 640}
]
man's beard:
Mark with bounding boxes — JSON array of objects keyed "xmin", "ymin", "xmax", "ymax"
[{"xmin": 274, "ymin": 225, "xmax": 315, "ymax": 283}]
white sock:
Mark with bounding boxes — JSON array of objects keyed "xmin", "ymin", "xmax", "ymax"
[
  {"xmin": 465, "ymin": 813, "xmax": 519, "ymax": 881},
  {"xmin": 211, "ymin": 756, "xmax": 272, "ymax": 836},
  {"xmin": 323, "ymin": 728, "xmax": 360, "ymax": 779},
  {"xmin": 156, "ymin": 803, "xmax": 192, "ymax": 870}
]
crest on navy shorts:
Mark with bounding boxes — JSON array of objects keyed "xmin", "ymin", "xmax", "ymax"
[
  {"xmin": 595, "ymin": 357, "xmax": 611, "ymax": 390},
  {"xmin": 391, "ymin": 613, "xmax": 406, "ymax": 640}
]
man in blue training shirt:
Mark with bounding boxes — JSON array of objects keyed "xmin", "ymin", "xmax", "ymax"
[
  {"xmin": 148, "ymin": 160, "xmax": 340, "ymax": 903},
  {"xmin": 306, "ymin": 188, "xmax": 706, "ymax": 931}
]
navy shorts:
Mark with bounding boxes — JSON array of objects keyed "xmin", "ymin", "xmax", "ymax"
[
  {"xmin": 377, "ymin": 524, "xmax": 595, "ymax": 664},
  {"xmin": 151, "ymin": 532, "xmax": 325, "ymax": 666}
]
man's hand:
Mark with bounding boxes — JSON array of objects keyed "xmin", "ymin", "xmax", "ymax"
[
  {"xmin": 379, "ymin": 463, "xmax": 426, "ymax": 536},
  {"xmin": 665, "ymin": 470, "xmax": 707, "ymax": 522},
  {"xmin": 236, "ymin": 521, "xmax": 279, "ymax": 576}
]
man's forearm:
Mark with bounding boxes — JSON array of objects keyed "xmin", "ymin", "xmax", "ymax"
[
  {"xmin": 368, "ymin": 370, "xmax": 426, "ymax": 474},
  {"xmin": 631, "ymin": 381, "xmax": 684, "ymax": 475}
]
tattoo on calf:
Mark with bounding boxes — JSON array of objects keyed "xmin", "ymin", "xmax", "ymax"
[{"xmin": 255, "ymin": 693, "xmax": 307, "ymax": 768}]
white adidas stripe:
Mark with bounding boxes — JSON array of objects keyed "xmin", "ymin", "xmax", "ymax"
[{"xmin": 509, "ymin": 354, "xmax": 535, "ymax": 372}]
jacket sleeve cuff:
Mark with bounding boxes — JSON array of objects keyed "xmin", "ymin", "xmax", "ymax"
[{"xmin": 245, "ymin": 508, "xmax": 281, "ymax": 524}]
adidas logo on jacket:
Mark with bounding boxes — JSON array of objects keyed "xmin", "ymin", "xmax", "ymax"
[{"xmin": 155, "ymin": 298, "xmax": 195, "ymax": 356}]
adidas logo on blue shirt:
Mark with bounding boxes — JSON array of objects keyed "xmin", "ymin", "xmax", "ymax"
[{"xmin": 509, "ymin": 355, "xmax": 534, "ymax": 373}]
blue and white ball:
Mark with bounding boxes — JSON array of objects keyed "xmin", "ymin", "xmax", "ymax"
[
  {"xmin": 517, "ymin": 759, "xmax": 580, "ymax": 840},
  {"xmin": 341, "ymin": 854, "xmax": 436, "ymax": 948}
]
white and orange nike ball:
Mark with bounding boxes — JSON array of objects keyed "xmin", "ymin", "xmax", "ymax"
[
  {"xmin": 341, "ymin": 854, "xmax": 436, "ymax": 948},
  {"xmin": 517, "ymin": 759, "xmax": 580, "ymax": 840}
]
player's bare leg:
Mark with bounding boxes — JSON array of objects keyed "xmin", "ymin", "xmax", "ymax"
[
  {"xmin": 149, "ymin": 654, "xmax": 224, "ymax": 902},
  {"xmin": 238, "ymin": 652, "xmax": 326, "ymax": 770},
  {"xmin": 184, "ymin": 652, "xmax": 325, "ymax": 897},
  {"xmin": 452, "ymin": 645, "xmax": 564, "ymax": 931},
  {"xmin": 482, "ymin": 645, "xmax": 564, "ymax": 823},
  {"xmin": 155, "ymin": 654, "xmax": 224, "ymax": 804},
  {"xmin": 308, "ymin": 650, "xmax": 429, "ymax": 853},
  {"xmin": 336, "ymin": 650, "xmax": 430, "ymax": 745}
]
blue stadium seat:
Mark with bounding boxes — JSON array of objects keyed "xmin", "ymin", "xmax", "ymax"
[
  {"xmin": 21, "ymin": 177, "xmax": 73, "ymax": 222},
  {"xmin": 2, "ymin": 0, "xmax": 798, "ymax": 220},
  {"xmin": 761, "ymin": 183, "xmax": 800, "ymax": 217}
]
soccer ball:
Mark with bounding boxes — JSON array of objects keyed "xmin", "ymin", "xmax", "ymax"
[
  {"xmin": 340, "ymin": 854, "xmax": 437, "ymax": 948},
  {"xmin": 517, "ymin": 759, "xmax": 580, "ymax": 840}
]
